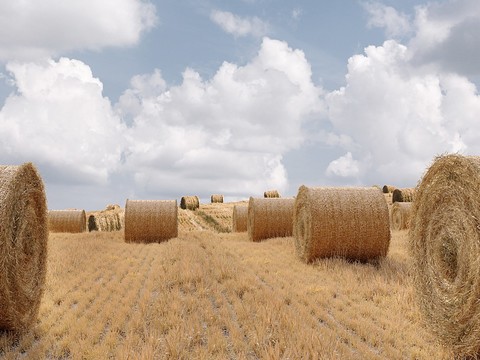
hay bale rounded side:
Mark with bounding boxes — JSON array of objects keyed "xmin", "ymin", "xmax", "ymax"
[
  {"xmin": 0, "ymin": 163, "xmax": 48, "ymax": 331},
  {"xmin": 392, "ymin": 188, "xmax": 416, "ymax": 203},
  {"xmin": 211, "ymin": 194, "xmax": 224, "ymax": 203},
  {"xmin": 390, "ymin": 202, "xmax": 412, "ymax": 230},
  {"xmin": 232, "ymin": 205, "xmax": 248, "ymax": 232},
  {"xmin": 88, "ymin": 214, "xmax": 98, "ymax": 231},
  {"xmin": 263, "ymin": 190, "xmax": 280, "ymax": 198},
  {"xmin": 382, "ymin": 185, "xmax": 396, "ymax": 193},
  {"xmin": 247, "ymin": 197, "xmax": 295, "ymax": 241},
  {"xmin": 48, "ymin": 210, "xmax": 86, "ymax": 233},
  {"xmin": 124, "ymin": 199, "xmax": 178, "ymax": 243},
  {"xmin": 409, "ymin": 154, "xmax": 480, "ymax": 357},
  {"xmin": 180, "ymin": 195, "xmax": 199, "ymax": 210},
  {"xmin": 294, "ymin": 186, "xmax": 390, "ymax": 262}
]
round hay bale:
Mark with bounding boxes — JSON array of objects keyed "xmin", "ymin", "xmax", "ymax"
[
  {"xmin": 88, "ymin": 214, "xmax": 98, "ymax": 231},
  {"xmin": 264, "ymin": 190, "xmax": 280, "ymax": 198},
  {"xmin": 390, "ymin": 202, "xmax": 412, "ymax": 230},
  {"xmin": 105, "ymin": 204, "xmax": 120, "ymax": 211},
  {"xmin": 294, "ymin": 186, "xmax": 390, "ymax": 262},
  {"xmin": 124, "ymin": 199, "xmax": 178, "ymax": 243},
  {"xmin": 248, "ymin": 197, "xmax": 295, "ymax": 242},
  {"xmin": 392, "ymin": 188, "xmax": 416, "ymax": 203},
  {"xmin": 409, "ymin": 154, "xmax": 480, "ymax": 357},
  {"xmin": 180, "ymin": 195, "xmax": 199, "ymax": 210},
  {"xmin": 382, "ymin": 185, "xmax": 396, "ymax": 193},
  {"xmin": 0, "ymin": 163, "xmax": 48, "ymax": 331},
  {"xmin": 48, "ymin": 209, "xmax": 86, "ymax": 233},
  {"xmin": 211, "ymin": 194, "xmax": 224, "ymax": 203},
  {"xmin": 232, "ymin": 205, "xmax": 248, "ymax": 232}
]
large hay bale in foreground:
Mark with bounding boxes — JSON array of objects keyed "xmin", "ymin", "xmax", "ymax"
[
  {"xmin": 390, "ymin": 202, "xmax": 412, "ymax": 230},
  {"xmin": 409, "ymin": 154, "xmax": 480, "ymax": 357},
  {"xmin": 264, "ymin": 190, "xmax": 280, "ymax": 198},
  {"xmin": 124, "ymin": 199, "xmax": 178, "ymax": 243},
  {"xmin": 392, "ymin": 188, "xmax": 415, "ymax": 203},
  {"xmin": 294, "ymin": 186, "xmax": 390, "ymax": 262},
  {"xmin": 180, "ymin": 195, "xmax": 199, "ymax": 210},
  {"xmin": 211, "ymin": 194, "xmax": 224, "ymax": 203},
  {"xmin": 232, "ymin": 205, "xmax": 248, "ymax": 232},
  {"xmin": 0, "ymin": 163, "xmax": 48, "ymax": 331},
  {"xmin": 48, "ymin": 209, "xmax": 86, "ymax": 233},
  {"xmin": 248, "ymin": 197, "xmax": 295, "ymax": 241},
  {"xmin": 382, "ymin": 185, "xmax": 396, "ymax": 193}
]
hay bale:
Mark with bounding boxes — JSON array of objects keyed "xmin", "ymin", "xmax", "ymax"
[
  {"xmin": 382, "ymin": 185, "xmax": 396, "ymax": 193},
  {"xmin": 294, "ymin": 186, "xmax": 390, "ymax": 262},
  {"xmin": 390, "ymin": 202, "xmax": 412, "ymax": 230},
  {"xmin": 88, "ymin": 205, "xmax": 124, "ymax": 232},
  {"xmin": 0, "ymin": 163, "xmax": 48, "ymax": 331},
  {"xmin": 105, "ymin": 204, "xmax": 120, "ymax": 211},
  {"xmin": 247, "ymin": 197, "xmax": 295, "ymax": 241},
  {"xmin": 180, "ymin": 195, "xmax": 199, "ymax": 210},
  {"xmin": 232, "ymin": 205, "xmax": 248, "ymax": 232},
  {"xmin": 211, "ymin": 194, "xmax": 224, "ymax": 203},
  {"xmin": 392, "ymin": 188, "xmax": 416, "ymax": 203},
  {"xmin": 48, "ymin": 209, "xmax": 86, "ymax": 233},
  {"xmin": 409, "ymin": 154, "xmax": 480, "ymax": 357},
  {"xmin": 88, "ymin": 214, "xmax": 98, "ymax": 231},
  {"xmin": 264, "ymin": 190, "xmax": 280, "ymax": 198},
  {"xmin": 124, "ymin": 199, "xmax": 178, "ymax": 243}
]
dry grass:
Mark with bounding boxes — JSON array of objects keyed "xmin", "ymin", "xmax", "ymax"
[
  {"xmin": 48, "ymin": 210, "xmax": 86, "ymax": 233},
  {"xmin": 392, "ymin": 188, "xmax": 415, "ymax": 203},
  {"xmin": 0, "ymin": 163, "xmax": 48, "ymax": 331},
  {"xmin": 410, "ymin": 154, "xmax": 480, "ymax": 358},
  {"xmin": 390, "ymin": 202, "xmax": 412, "ymax": 231},
  {"xmin": 180, "ymin": 196, "xmax": 200, "ymax": 210}
]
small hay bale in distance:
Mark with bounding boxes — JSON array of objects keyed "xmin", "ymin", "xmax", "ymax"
[
  {"xmin": 392, "ymin": 188, "xmax": 416, "ymax": 203},
  {"xmin": 211, "ymin": 194, "xmax": 224, "ymax": 203},
  {"xmin": 88, "ymin": 205, "xmax": 124, "ymax": 232},
  {"xmin": 294, "ymin": 186, "xmax": 390, "ymax": 263},
  {"xmin": 390, "ymin": 202, "xmax": 412, "ymax": 230},
  {"xmin": 124, "ymin": 199, "xmax": 178, "ymax": 243},
  {"xmin": 248, "ymin": 197, "xmax": 295, "ymax": 241},
  {"xmin": 0, "ymin": 163, "xmax": 48, "ymax": 331},
  {"xmin": 232, "ymin": 205, "xmax": 248, "ymax": 232},
  {"xmin": 48, "ymin": 209, "xmax": 86, "ymax": 233},
  {"xmin": 180, "ymin": 195, "xmax": 199, "ymax": 210},
  {"xmin": 382, "ymin": 185, "xmax": 396, "ymax": 193},
  {"xmin": 264, "ymin": 190, "xmax": 280, "ymax": 198},
  {"xmin": 409, "ymin": 154, "xmax": 480, "ymax": 357}
]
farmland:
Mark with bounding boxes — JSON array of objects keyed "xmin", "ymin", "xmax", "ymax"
[{"xmin": 0, "ymin": 201, "xmax": 450, "ymax": 359}]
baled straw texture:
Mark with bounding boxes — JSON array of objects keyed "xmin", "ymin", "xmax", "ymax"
[
  {"xmin": 0, "ymin": 163, "xmax": 48, "ymax": 331},
  {"xmin": 248, "ymin": 197, "xmax": 295, "ymax": 242},
  {"xmin": 232, "ymin": 205, "xmax": 248, "ymax": 232},
  {"xmin": 382, "ymin": 185, "xmax": 396, "ymax": 193},
  {"xmin": 264, "ymin": 190, "xmax": 280, "ymax": 198},
  {"xmin": 211, "ymin": 194, "xmax": 224, "ymax": 203},
  {"xmin": 88, "ymin": 205, "xmax": 124, "ymax": 232},
  {"xmin": 124, "ymin": 199, "xmax": 178, "ymax": 243},
  {"xmin": 409, "ymin": 154, "xmax": 480, "ymax": 357},
  {"xmin": 180, "ymin": 195, "xmax": 199, "ymax": 210},
  {"xmin": 392, "ymin": 188, "xmax": 416, "ymax": 203},
  {"xmin": 294, "ymin": 186, "xmax": 390, "ymax": 263},
  {"xmin": 48, "ymin": 210, "xmax": 86, "ymax": 233},
  {"xmin": 390, "ymin": 202, "xmax": 412, "ymax": 230}
]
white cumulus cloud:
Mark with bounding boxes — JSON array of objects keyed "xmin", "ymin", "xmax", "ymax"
[
  {"xmin": 210, "ymin": 10, "xmax": 269, "ymax": 38},
  {"xmin": 326, "ymin": 152, "xmax": 361, "ymax": 178},
  {"xmin": 363, "ymin": 1, "xmax": 412, "ymax": 38}
]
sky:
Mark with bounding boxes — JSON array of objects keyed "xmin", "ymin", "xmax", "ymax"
[{"xmin": 1, "ymin": 0, "xmax": 480, "ymax": 210}]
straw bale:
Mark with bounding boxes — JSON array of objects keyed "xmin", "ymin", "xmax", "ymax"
[
  {"xmin": 390, "ymin": 202, "xmax": 412, "ymax": 230},
  {"xmin": 382, "ymin": 185, "xmax": 396, "ymax": 193},
  {"xmin": 48, "ymin": 209, "xmax": 86, "ymax": 233},
  {"xmin": 211, "ymin": 194, "xmax": 224, "ymax": 203},
  {"xmin": 409, "ymin": 154, "xmax": 480, "ymax": 357},
  {"xmin": 294, "ymin": 186, "xmax": 390, "ymax": 262},
  {"xmin": 248, "ymin": 197, "xmax": 295, "ymax": 241},
  {"xmin": 264, "ymin": 190, "xmax": 280, "ymax": 198},
  {"xmin": 0, "ymin": 163, "xmax": 48, "ymax": 331},
  {"xmin": 392, "ymin": 188, "xmax": 416, "ymax": 203},
  {"xmin": 232, "ymin": 205, "xmax": 248, "ymax": 232},
  {"xmin": 180, "ymin": 195, "xmax": 199, "ymax": 210},
  {"xmin": 124, "ymin": 199, "xmax": 178, "ymax": 243},
  {"xmin": 88, "ymin": 205, "xmax": 124, "ymax": 232}
]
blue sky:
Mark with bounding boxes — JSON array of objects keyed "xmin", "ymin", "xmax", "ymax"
[{"xmin": 1, "ymin": 0, "xmax": 479, "ymax": 210}]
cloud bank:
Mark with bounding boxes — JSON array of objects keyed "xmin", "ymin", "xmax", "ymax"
[{"xmin": 210, "ymin": 10, "xmax": 269, "ymax": 38}]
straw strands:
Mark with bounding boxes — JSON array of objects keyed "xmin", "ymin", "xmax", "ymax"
[
  {"xmin": 264, "ymin": 190, "xmax": 280, "ymax": 198},
  {"xmin": 409, "ymin": 154, "xmax": 480, "ymax": 357},
  {"xmin": 0, "ymin": 163, "xmax": 48, "ymax": 331},
  {"xmin": 392, "ymin": 188, "xmax": 415, "ymax": 203},
  {"xmin": 88, "ymin": 205, "xmax": 124, "ymax": 232},
  {"xmin": 124, "ymin": 199, "xmax": 178, "ymax": 243},
  {"xmin": 294, "ymin": 186, "xmax": 390, "ymax": 263},
  {"xmin": 180, "ymin": 196, "xmax": 200, "ymax": 210},
  {"xmin": 390, "ymin": 202, "xmax": 412, "ymax": 230},
  {"xmin": 211, "ymin": 194, "xmax": 224, "ymax": 203},
  {"xmin": 247, "ymin": 197, "xmax": 295, "ymax": 241},
  {"xmin": 48, "ymin": 210, "xmax": 86, "ymax": 233},
  {"xmin": 382, "ymin": 185, "xmax": 396, "ymax": 193},
  {"xmin": 232, "ymin": 205, "xmax": 248, "ymax": 232}
]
